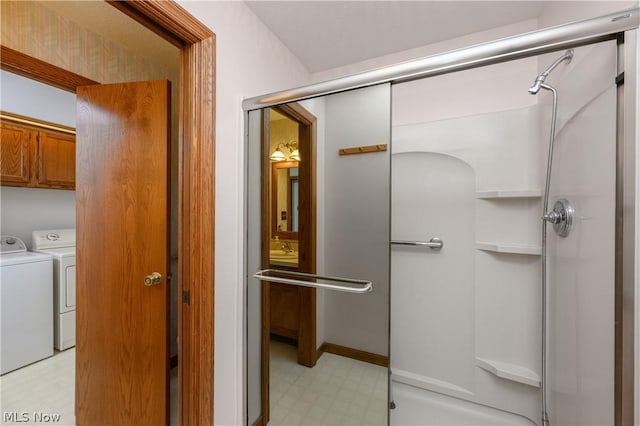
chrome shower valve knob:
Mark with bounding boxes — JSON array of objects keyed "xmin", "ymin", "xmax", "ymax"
[
  {"xmin": 543, "ymin": 210, "xmax": 563, "ymax": 224},
  {"xmin": 543, "ymin": 199, "xmax": 574, "ymax": 237}
]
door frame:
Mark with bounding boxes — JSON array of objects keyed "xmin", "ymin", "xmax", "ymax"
[
  {"xmin": 0, "ymin": 1, "xmax": 215, "ymax": 424},
  {"xmin": 259, "ymin": 103, "xmax": 316, "ymax": 425}
]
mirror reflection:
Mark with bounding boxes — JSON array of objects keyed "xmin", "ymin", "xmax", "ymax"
[
  {"xmin": 248, "ymin": 84, "xmax": 391, "ymax": 426},
  {"xmin": 268, "ymin": 109, "xmax": 301, "ymax": 267},
  {"xmin": 272, "ymin": 163, "xmax": 299, "ymax": 234}
]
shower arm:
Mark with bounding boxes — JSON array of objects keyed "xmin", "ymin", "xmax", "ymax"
[
  {"xmin": 541, "ymin": 49, "xmax": 575, "ymax": 78},
  {"xmin": 528, "ymin": 49, "xmax": 574, "ymax": 94}
]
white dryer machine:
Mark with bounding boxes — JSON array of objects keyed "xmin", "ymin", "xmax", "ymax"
[
  {"xmin": 32, "ymin": 229, "xmax": 76, "ymax": 350},
  {"xmin": 0, "ymin": 236, "xmax": 53, "ymax": 374}
]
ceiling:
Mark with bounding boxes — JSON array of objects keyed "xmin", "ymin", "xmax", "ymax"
[
  {"xmin": 36, "ymin": 1, "xmax": 551, "ymax": 77},
  {"xmin": 245, "ymin": 1, "xmax": 548, "ymax": 72}
]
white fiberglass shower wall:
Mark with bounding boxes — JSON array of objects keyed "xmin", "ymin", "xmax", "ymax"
[{"xmin": 390, "ymin": 41, "xmax": 617, "ymax": 425}]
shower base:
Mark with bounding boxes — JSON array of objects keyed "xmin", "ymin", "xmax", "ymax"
[{"xmin": 390, "ymin": 381, "xmax": 535, "ymax": 425}]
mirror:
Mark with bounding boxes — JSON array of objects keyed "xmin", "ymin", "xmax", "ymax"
[
  {"xmin": 247, "ymin": 84, "xmax": 391, "ymax": 426},
  {"xmin": 272, "ymin": 161, "xmax": 299, "ymax": 237},
  {"xmin": 266, "ymin": 107, "xmax": 304, "ymax": 268}
]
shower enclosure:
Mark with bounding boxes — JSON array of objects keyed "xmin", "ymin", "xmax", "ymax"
[
  {"xmin": 244, "ymin": 8, "xmax": 638, "ymax": 426},
  {"xmin": 390, "ymin": 41, "xmax": 618, "ymax": 425}
]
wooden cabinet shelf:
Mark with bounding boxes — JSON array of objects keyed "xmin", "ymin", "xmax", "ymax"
[{"xmin": 1, "ymin": 112, "xmax": 75, "ymax": 190}]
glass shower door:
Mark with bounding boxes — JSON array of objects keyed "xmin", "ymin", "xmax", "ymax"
[
  {"xmin": 544, "ymin": 40, "xmax": 617, "ymax": 425},
  {"xmin": 247, "ymin": 83, "xmax": 391, "ymax": 426}
]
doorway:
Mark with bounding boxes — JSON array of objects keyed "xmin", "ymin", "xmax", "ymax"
[
  {"xmin": 0, "ymin": 1, "xmax": 215, "ymax": 424},
  {"xmin": 259, "ymin": 103, "xmax": 317, "ymax": 424}
]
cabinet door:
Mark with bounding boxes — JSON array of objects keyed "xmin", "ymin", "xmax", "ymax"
[
  {"xmin": 37, "ymin": 130, "xmax": 75, "ymax": 189},
  {"xmin": 269, "ymin": 283, "xmax": 300, "ymax": 339},
  {"xmin": 1, "ymin": 121, "xmax": 33, "ymax": 185}
]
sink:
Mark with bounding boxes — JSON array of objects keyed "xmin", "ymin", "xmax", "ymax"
[{"xmin": 269, "ymin": 249, "xmax": 298, "ymax": 261}]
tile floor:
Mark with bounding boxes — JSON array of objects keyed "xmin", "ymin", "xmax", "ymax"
[
  {"xmin": 1, "ymin": 349, "xmax": 75, "ymax": 425},
  {"xmin": 1, "ymin": 342, "xmax": 387, "ymax": 425},
  {"xmin": 0, "ymin": 349, "xmax": 178, "ymax": 426},
  {"xmin": 268, "ymin": 340, "xmax": 388, "ymax": 426}
]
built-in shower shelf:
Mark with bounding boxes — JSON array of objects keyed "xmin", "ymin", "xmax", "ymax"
[
  {"xmin": 476, "ymin": 242, "xmax": 541, "ymax": 255},
  {"xmin": 476, "ymin": 357, "xmax": 540, "ymax": 388},
  {"xmin": 476, "ymin": 190, "xmax": 542, "ymax": 199}
]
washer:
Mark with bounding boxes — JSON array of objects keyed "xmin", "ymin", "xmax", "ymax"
[
  {"xmin": 32, "ymin": 229, "xmax": 76, "ymax": 351},
  {"xmin": 0, "ymin": 236, "xmax": 53, "ymax": 375}
]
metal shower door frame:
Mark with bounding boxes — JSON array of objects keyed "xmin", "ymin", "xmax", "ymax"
[
  {"xmin": 242, "ymin": 11, "xmax": 640, "ymax": 426},
  {"xmin": 617, "ymin": 28, "xmax": 637, "ymax": 426}
]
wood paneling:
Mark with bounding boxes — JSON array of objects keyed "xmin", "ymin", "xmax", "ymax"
[{"xmin": 1, "ymin": 2, "xmax": 173, "ymax": 85}]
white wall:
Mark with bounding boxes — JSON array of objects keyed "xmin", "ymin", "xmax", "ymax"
[
  {"xmin": 175, "ymin": 1, "xmax": 640, "ymax": 423},
  {"xmin": 176, "ymin": 2, "xmax": 311, "ymax": 424},
  {"xmin": 0, "ymin": 71, "xmax": 76, "ymax": 249},
  {"xmin": 321, "ymin": 85, "xmax": 390, "ymax": 356},
  {"xmin": 312, "ymin": 19, "xmax": 538, "ymax": 84}
]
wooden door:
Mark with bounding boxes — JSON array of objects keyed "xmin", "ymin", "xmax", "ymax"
[{"xmin": 75, "ymin": 80, "xmax": 170, "ymax": 426}]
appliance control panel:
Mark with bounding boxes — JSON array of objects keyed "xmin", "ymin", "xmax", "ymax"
[
  {"xmin": 0, "ymin": 236, "xmax": 27, "ymax": 254},
  {"xmin": 32, "ymin": 229, "xmax": 76, "ymax": 250}
]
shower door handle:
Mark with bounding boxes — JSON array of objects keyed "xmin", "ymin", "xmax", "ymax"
[
  {"xmin": 253, "ymin": 269, "xmax": 372, "ymax": 293},
  {"xmin": 391, "ymin": 237, "xmax": 443, "ymax": 250}
]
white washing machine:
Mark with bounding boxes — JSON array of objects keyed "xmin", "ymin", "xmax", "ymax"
[
  {"xmin": 32, "ymin": 229, "xmax": 76, "ymax": 351},
  {"xmin": 0, "ymin": 236, "xmax": 53, "ymax": 375}
]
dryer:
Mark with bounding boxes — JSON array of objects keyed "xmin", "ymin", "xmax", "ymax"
[
  {"xmin": 0, "ymin": 236, "xmax": 53, "ymax": 374},
  {"xmin": 32, "ymin": 229, "xmax": 76, "ymax": 351}
]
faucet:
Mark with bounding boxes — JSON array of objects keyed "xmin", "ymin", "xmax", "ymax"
[{"xmin": 280, "ymin": 241, "xmax": 293, "ymax": 253}]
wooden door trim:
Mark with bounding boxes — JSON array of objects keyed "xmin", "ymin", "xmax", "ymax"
[
  {"xmin": 1, "ymin": 1, "xmax": 215, "ymax": 424},
  {"xmin": 0, "ymin": 46, "xmax": 99, "ymax": 92},
  {"xmin": 279, "ymin": 103, "xmax": 317, "ymax": 369}
]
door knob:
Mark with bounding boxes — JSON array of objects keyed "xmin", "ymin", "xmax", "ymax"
[{"xmin": 144, "ymin": 272, "xmax": 163, "ymax": 286}]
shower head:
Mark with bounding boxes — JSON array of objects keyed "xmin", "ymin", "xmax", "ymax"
[
  {"xmin": 528, "ymin": 76, "xmax": 546, "ymax": 95},
  {"xmin": 528, "ymin": 49, "xmax": 574, "ymax": 95}
]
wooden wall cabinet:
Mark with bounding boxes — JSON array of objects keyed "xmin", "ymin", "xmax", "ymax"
[
  {"xmin": 1, "ymin": 114, "xmax": 75, "ymax": 190},
  {"xmin": 0, "ymin": 122, "xmax": 33, "ymax": 185}
]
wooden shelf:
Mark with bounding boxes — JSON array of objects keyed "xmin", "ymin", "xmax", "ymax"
[
  {"xmin": 476, "ymin": 357, "xmax": 540, "ymax": 388},
  {"xmin": 339, "ymin": 144, "xmax": 387, "ymax": 156},
  {"xmin": 476, "ymin": 242, "xmax": 541, "ymax": 256},
  {"xmin": 476, "ymin": 190, "xmax": 542, "ymax": 199}
]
